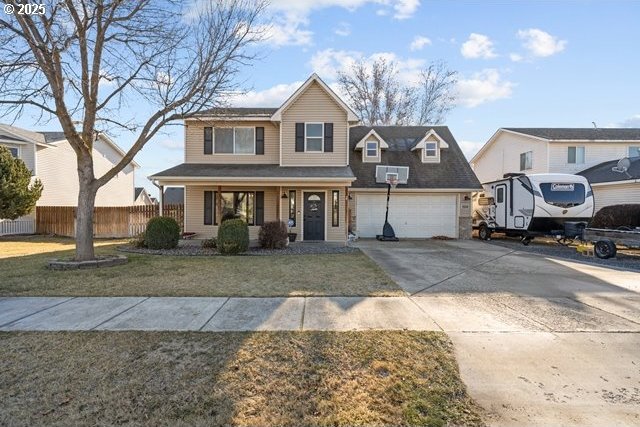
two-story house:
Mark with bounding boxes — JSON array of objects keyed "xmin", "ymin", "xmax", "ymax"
[
  {"xmin": 149, "ymin": 74, "xmax": 481, "ymax": 242},
  {"xmin": 0, "ymin": 124, "xmax": 138, "ymax": 235},
  {"xmin": 470, "ymin": 128, "xmax": 640, "ymax": 212}
]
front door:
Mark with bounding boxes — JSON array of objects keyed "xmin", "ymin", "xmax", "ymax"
[{"xmin": 303, "ymin": 192, "xmax": 325, "ymax": 241}]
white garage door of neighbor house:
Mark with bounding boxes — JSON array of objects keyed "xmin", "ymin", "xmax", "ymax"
[{"xmin": 356, "ymin": 194, "xmax": 457, "ymax": 238}]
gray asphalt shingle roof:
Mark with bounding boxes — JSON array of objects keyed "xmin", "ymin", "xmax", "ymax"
[
  {"xmin": 578, "ymin": 156, "xmax": 640, "ymax": 184},
  {"xmin": 349, "ymin": 126, "xmax": 482, "ymax": 189},
  {"xmin": 134, "ymin": 187, "xmax": 145, "ymax": 200},
  {"xmin": 193, "ymin": 107, "xmax": 278, "ymax": 117},
  {"xmin": 163, "ymin": 187, "xmax": 184, "ymax": 205},
  {"xmin": 150, "ymin": 163, "xmax": 355, "ymax": 179},
  {"xmin": 37, "ymin": 131, "xmax": 67, "ymax": 143},
  {"xmin": 505, "ymin": 128, "xmax": 640, "ymax": 141}
]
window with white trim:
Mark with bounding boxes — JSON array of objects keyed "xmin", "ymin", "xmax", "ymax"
[
  {"xmin": 7, "ymin": 146, "xmax": 19, "ymax": 158},
  {"xmin": 567, "ymin": 146, "xmax": 585, "ymax": 164},
  {"xmin": 366, "ymin": 140, "xmax": 378, "ymax": 157},
  {"xmin": 424, "ymin": 142, "xmax": 438, "ymax": 157},
  {"xmin": 305, "ymin": 123, "xmax": 323, "ymax": 152},
  {"xmin": 520, "ymin": 151, "xmax": 532, "ymax": 171},
  {"xmin": 214, "ymin": 127, "xmax": 255, "ymax": 154},
  {"xmin": 629, "ymin": 146, "xmax": 640, "ymax": 157}
]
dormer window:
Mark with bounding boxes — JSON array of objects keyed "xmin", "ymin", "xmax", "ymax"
[
  {"xmin": 424, "ymin": 142, "xmax": 437, "ymax": 158},
  {"xmin": 366, "ymin": 140, "xmax": 378, "ymax": 157}
]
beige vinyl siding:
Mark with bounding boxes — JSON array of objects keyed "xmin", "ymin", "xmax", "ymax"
[
  {"xmin": 548, "ymin": 142, "xmax": 630, "ymax": 174},
  {"xmin": 1, "ymin": 142, "xmax": 36, "ymax": 174},
  {"xmin": 592, "ymin": 183, "xmax": 640, "ymax": 213},
  {"xmin": 184, "ymin": 185, "xmax": 278, "ymax": 239},
  {"xmin": 472, "ymin": 132, "xmax": 548, "ymax": 183},
  {"xmin": 36, "ymin": 138, "xmax": 135, "ymax": 206},
  {"xmin": 184, "ymin": 120, "xmax": 279, "ymax": 164},
  {"xmin": 281, "ymin": 81, "xmax": 348, "ymax": 166}
]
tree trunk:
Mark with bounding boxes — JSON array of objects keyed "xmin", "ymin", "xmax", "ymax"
[{"xmin": 75, "ymin": 154, "xmax": 98, "ymax": 261}]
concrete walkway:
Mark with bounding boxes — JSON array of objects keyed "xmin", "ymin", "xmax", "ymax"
[{"xmin": 0, "ymin": 296, "xmax": 441, "ymax": 332}]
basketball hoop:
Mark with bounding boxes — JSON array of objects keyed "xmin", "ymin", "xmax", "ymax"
[{"xmin": 386, "ymin": 176, "xmax": 398, "ymax": 189}]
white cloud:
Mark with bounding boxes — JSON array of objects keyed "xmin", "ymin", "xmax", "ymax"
[
  {"xmin": 458, "ymin": 140, "xmax": 485, "ymax": 160},
  {"xmin": 309, "ymin": 48, "xmax": 425, "ymax": 84},
  {"xmin": 159, "ymin": 139, "xmax": 183, "ymax": 151},
  {"xmin": 509, "ymin": 53, "xmax": 523, "ymax": 62},
  {"xmin": 461, "ymin": 33, "xmax": 497, "ymax": 59},
  {"xmin": 258, "ymin": 17, "xmax": 313, "ymax": 47},
  {"xmin": 618, "ymin": 114, "xmax": 640, "ymax": 128},
  {"xmin": 517, "ymin": 28, "xmax": 566, "ymax": 57},
  {"xmin": 334, "ymin": 22, "xmax": 351, "ymax": 37},
  {"xmin": 409, "ymin": 35, "xmax": 431, "ymax": 51},
  {"xmin": 226, "ymin": 82, "xmax": 304, "ymax": 107},
  {"xmin": 456, "ymin": 69, "xmax": 514, "ymax": 107},
  {"xmin": 393, "ymin": 0, "xmax": 420, "ymax": 19}
]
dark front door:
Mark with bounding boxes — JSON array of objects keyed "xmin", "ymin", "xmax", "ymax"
[{"xmin": 303, "ymin": 192, "xmax": 325, "ymax": 241}]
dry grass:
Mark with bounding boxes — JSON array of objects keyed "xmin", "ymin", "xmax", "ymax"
[
  {"xmin": 0, "ymin": 237, "xmax": 402, "ymax": 297},
  {"xmin": 0, "ymin": 331, "xmax": 484, "ymax": 426}
]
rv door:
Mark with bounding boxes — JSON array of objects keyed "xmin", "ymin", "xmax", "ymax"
[{"xmin": 494, "ymin": 184, "xmax": 507, "ymax": 227}]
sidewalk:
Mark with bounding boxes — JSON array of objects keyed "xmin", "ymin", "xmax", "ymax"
[{"xmin": 0, "ymin": 296, "xmax": 441, "ymax": 332}]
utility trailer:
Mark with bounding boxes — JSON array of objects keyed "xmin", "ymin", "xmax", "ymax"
[
  {"xmin": 473, "ymin": 173, "xmax": 595, "ymax": 244},
  {"xmin": 581, "ymin": 227, "xmax": 640, "ymax": 259}
]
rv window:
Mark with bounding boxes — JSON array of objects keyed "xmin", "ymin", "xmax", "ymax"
[
  {"xmin": 496, "ymin": 188, "xmax": 504, "ymax": 203},
  {"xmin": 539, "ymin": 183, "xmax": 585, "ymax": 208}
]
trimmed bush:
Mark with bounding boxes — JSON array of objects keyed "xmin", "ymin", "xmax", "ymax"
[
  {"xmin": 221, "ymin": 211, "xmax": 239, "ymax": 223},
  {"xmin": 217, "ymin": 218, "xmax": 249, "ymax": 255},
  {"xmin": 145, "ymin": 216, "xmax": 180, "ymax": 249},
  {"xmin": 259, "ymin": 221, "xmax": 288, "ymax": 249},
  {"xmin": 590, "ymin": 204, "xmax": 640, "ymax": 229}
]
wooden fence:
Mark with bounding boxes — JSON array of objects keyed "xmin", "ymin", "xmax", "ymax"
[{"xmin": 36, "ymin": 205, "xmax": 184, "ymax": 238}]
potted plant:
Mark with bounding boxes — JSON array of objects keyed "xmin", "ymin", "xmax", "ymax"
[{"xmin": 287, "ymin": 219, "xmax": 297, "ymax": 243}]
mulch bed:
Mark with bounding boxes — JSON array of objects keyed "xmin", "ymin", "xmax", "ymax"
[{"xmin": 117, "ymin": 244, "xmax": 359, "ymax": 257}]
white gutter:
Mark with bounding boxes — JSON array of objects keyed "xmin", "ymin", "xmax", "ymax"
[
  {"xmin": 147, "ymin": 175, "xmax": 357, "ymax": 182},
  {"xmin": 589, "ymin": 179, "xmax": 640, "ymax": 187}
]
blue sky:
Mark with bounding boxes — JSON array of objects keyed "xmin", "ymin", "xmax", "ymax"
[{"xmin": 12, "ymin": 0, "xmax": 640, "ymax": 196}]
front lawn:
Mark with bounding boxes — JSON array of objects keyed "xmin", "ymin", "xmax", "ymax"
[
  {"xmin": 0, "ymin": 237, "xmax": 402, "ymax": 297},
  {"xmin": 0, "ymin": 331, "xmax": 484, "ymax": 426}
]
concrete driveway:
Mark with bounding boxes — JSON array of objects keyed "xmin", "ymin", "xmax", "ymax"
[{"xmin": 357, "ymin": 239, "xmax": 640, "ymax": 427}]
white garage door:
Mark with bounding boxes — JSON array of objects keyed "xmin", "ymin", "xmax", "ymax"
[{"xmin": 355, "ymin": 193, "xmax": 457, "ymax": 238}]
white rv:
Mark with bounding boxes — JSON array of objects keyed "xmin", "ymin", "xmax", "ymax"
[{"xmin": 472, "ymin": 173, "xmax": 594, "ymax": 243}]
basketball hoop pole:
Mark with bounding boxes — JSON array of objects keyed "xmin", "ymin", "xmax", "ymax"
[{"xmin": 384, "ymin": 182, "xmax": 391, "ymax": 224}]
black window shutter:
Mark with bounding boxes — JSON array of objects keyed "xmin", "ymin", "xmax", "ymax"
[
  {"xmin": 204, "ymin": 191, "xmax": 213, "ymax": 225},
  {"xmin": 295, "ymin": 123, "xmax": 304, "ymax": 152},
  {"xmin": 256, "ymin": 127, "xmax": 265, "ymax": 155},
  {"xmin": 204, "ymin": 127, "xmax": 213, "ymax": 154},
  {"xmin": 255, "ymin": 191, "xmax": 264, "ymax": 225},
  {"xmin": 324, "ymin": 123, "xmax": 333, "ymax": 152}
]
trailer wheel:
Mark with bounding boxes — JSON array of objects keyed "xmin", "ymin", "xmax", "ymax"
[
  {"xmin": 594, "ymin": 239, "xmax": 617, "ymax": 259},
  {"xmin": 521, "ymin": 236, "xmax": 533, "ymax": 246},
  {"xmin": 478, "ymin": 224, "xmax": 491, "ymax": 240}
]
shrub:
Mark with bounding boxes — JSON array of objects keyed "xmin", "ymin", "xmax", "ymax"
[
  {"xmin": 145, "ymin": 216, "xmax": 180, "ymax": 249},
  {"xmin": 258, "ymin": 221, "xmax": 288, "ymax": 249},
  {"xmin": 129, "ymin": 232, "xmax": 146, "ymax": 248},
  {"xmin": 221, "ymin": 211, "xmax": 239, "ymax": 223},
  {"xmin": 217, "ymin": 218, "xmax": 249, "ymax": 255},
  {"xmin": 590, "ymin": 204, "xmax": 640, "ymax": 229},
  {"xmin": 202, "ymin": 237, "xmax": 217, "ymax": 249}
]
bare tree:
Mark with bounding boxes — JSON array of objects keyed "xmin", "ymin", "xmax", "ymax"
[
  {"xmin": 338, "ymin": 58, "xmax": 457, "ymax": 126},
  {"xmin": 0, "ymin": 0, "xmax": 265, "ymax": 260},
  {"xmin": 417, "ymin": 61, "xmax": 457, "ymax": 125}
]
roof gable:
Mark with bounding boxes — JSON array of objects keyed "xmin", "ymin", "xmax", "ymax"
[
  {"xmin": 354, "ymin": 129, "xmax": 389, "ymax": 150},
  {"xmin": 411, "ymin": 129, "xmax": 449, "ymax": 151},
  {"xmin": 271, "ymin": 74, "xmax": 359, "ymax": 122}
]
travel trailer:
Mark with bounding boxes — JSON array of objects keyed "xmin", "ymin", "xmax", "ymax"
[{"xmin": 472, "ymin": 173, "xmax": 595, "ymax": 243}]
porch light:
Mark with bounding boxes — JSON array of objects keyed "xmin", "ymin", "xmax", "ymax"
[{"xmin": 281, "ymin": 192, "xmax": 288, "ymax": 199}]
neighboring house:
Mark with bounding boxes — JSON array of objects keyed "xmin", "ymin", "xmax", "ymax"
[
  {"xmin": 134, "ymin": 187, "xmax": 154, "ymax": 205},
  {"xmin": 577, "ymin": 156, "xmax": 640, "ymax": 212},
  {"xmin": 471, "ymin": 128, "xmax": 640, "ymax": 183},
  {"xmin": 163, "ymin": 187, "xmax": 184, "ymax": 205},
  {"xmin": 0, "ymin": 124, "xmax": 138, "ymax": 235},
  {"xmin": 470, "ymin": 128, "xmax": 640, "ymax": 211},
  {"xmin": 149, "ymin": 74, "xmax": 480, "ymax": 242}
]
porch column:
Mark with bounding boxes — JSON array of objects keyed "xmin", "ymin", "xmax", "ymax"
[
  {"xmin": 277, "ymin": 186, "xmax": 281, "ymax": 221},
  {"xmin": 216, "ymin": 185, "xmax": 222, "ymax": 224},
  {"xmin": 159, "ymin": 185, "xmax": 164, "ymax": 216},
  {"xmin": 344, "ymin": 186, "xmax": 349, "ymax": 239}
]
